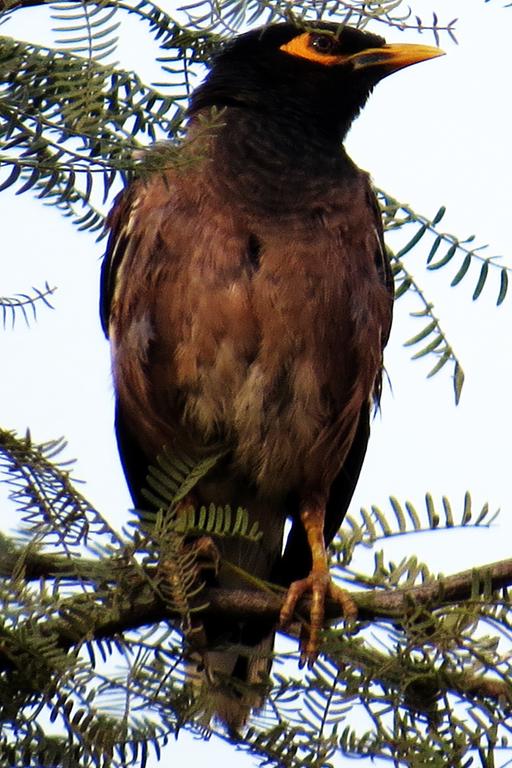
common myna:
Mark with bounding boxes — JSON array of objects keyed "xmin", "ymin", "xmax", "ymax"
[{"xmin": 100, "ymin": 21, "xmax": 443, "ymax": 729}]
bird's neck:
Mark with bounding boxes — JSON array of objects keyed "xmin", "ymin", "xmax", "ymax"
[
  {"xmin": 188, "ymin": 63, "xmax": 363, "ymax": 143},
  {"xmin": 187, "ymin": 105, "xmax": 358, "ymax": 214}
]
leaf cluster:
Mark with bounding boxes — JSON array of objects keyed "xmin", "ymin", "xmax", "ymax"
[
  {"xmin": 0, "ymin": 282, "xmax": 55, "ymax": 328},
  {"xmin": 0, "ymin": 429, "xmax": 511, "ymax": 766},
  {"xmin": 0, "ymin": 34, "xmax": 183, "ymax": 232}
]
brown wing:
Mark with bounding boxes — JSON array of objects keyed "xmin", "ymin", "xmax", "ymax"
[
  {"xmin": 100, "ymin": 183, "xmax": 150, "ymax": 506},
  {"xmin": 276, "ymin": 184, "xmax": 393, "ymax": 585},
  {"xmin": 101, "ymin": 171, "xmax": 288, "ymax": 729},
  {"xmin": 100, "ymin": 185, "xmax": 137, "ymax": 338},
  {"xmin": 369, "ymin": 184, "xmax": 394, "ymax": 349},
  {"xmin": 100, "ymin": 174, "xmax": 230, "ymax": 507}
]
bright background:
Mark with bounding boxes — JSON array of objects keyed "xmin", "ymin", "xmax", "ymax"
[{"xmin": 1, "ymin": 0, "xmax": 511, "ymax": 764}]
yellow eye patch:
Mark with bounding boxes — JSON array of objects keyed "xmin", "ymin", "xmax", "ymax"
[
  {"xmin": 280, "ymin": 33, "xmax": 445, "ymax": 74},
  {"xmin": 280, "ymin": 32, "xmax": 346, "ymax": 67}
]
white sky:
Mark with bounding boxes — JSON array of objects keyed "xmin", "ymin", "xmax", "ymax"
[{"xmin": 1, "ymin": 0, "xmax": 512, "ymax": 765}]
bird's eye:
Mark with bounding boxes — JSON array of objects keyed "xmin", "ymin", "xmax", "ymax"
[{"xmin": 310, "ymin": 34, "xmax": 335, "ymax": 55}]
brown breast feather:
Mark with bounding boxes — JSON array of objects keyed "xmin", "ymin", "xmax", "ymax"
[{"xmin": 108, "ymin": 143, "xmax": 391, "ymax": 499}]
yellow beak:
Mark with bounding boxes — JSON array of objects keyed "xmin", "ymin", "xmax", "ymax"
[{"xmin": 348, "ymin": 43, "xmax": 445, "ymax": 73}]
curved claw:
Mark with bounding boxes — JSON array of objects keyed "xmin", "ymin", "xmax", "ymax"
[{"xmin": 279, "ymin": 573, "xmax": 357, "ymax": 667}]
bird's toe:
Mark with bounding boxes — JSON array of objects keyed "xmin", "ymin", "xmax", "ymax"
[{"xmin": 280, "ymin": 573, "xmax": 357, "ymax": 667}]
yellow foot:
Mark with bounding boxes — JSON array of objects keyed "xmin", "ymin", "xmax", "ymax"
[
  {"xmin": 188, "ymin": 535, "xmax": 221, "ymax": 575},
  {"xmin": 279, "ymin": 572, "xmax": 357, "ymax": 667},
  {"xmin": 159, "ymin": 535, "xmax": 220, "ymax": 593},
  {"xmin": 159, "ymin": 535, "xmax": 220, "ymax": 649}
]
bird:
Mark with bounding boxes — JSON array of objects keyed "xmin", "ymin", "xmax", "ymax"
[{"xmin": 100, "ymin": 21, "xmax": 443, "ymax": 730}]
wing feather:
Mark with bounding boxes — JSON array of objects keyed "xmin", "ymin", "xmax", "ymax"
[
  {"xmin": 99, "ymin": 186, "xmax": 139, "ymax": 337},
  {"xmin": 276, "ymin": 185, "xmax": 393, "ymax": 584}
]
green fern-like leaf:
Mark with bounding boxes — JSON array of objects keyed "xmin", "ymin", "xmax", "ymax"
[
  {"xmin": 334, "ymin": 492, "xmax": 498, "ymax": 569},
  {"xmin": 139, "ymin": 446, "xmax": 263, "ymax": 542},
  {"xmin": 0, "ymin": 428, "xmax": 120, "ymax": 552},
  {"xmin": 51, "ymin": 2, "xmax": 120, "ymax": 62},
  {"xmin": 391, "ymin": 251, "xmax": 465, "ymax": 403},
  {"xmin": 379, "ymin": 188, "xmax": 512, "ymax": 306},
  {"xmin": 142, "ymin": 446, "xmax": 226, "ymax": 508},
  {"xmin": 0, "ymin": 36, "xmax": 186, "ymax": 228},
  {"xmin": 0, "ymin": 282, "xmax": 55, "ymax": 328},
  {"xmin": 179, "ymin": 503, "xmax": 263, "ymax": 542}
]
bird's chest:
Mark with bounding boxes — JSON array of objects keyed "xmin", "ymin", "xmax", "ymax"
[
  {"xmin": 172, "ymin": 203, "xmax": 386, "ymax": 493},
  {"xmin": 112, "ymin": 168, "xmax": 388, "ymax": 493}
]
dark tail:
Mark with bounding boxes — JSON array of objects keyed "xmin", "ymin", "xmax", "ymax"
[
  {"xmin": 189, "ymin": 491, "xmax": 286, "ymax": 731},
  {"xmin": 188, "ymin": 629, "xmax": 274, "ymax": 732}
]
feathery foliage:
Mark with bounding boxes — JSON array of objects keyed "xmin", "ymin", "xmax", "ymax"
[
  {"xmin": 1, "ymin": 0, "xmax": 511, "ymax": 767},
  {"xmin": 2, "ymin": 429, "xmax": 512, "ymax": 767},
  {"xmin": 0, "ymin": 282, "xmax": 55, "ymax": 327}
]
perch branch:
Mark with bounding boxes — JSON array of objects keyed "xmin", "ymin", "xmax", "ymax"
[
  {"xmin": 2, "ymin": 535, "xmax": 512, "ymax": 621},
  {"xmin": 2, "ymin": 540, "xmax": 512, "ymax": 707}
]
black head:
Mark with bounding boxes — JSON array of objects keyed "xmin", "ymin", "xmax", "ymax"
[{"xmin": 189, "ymin": 22, "xmax": 443, "ymax": 140}]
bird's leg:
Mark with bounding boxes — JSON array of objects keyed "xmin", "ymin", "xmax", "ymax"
[
  {"xmin": 159, "ymin": 496, "xmax": 221, "ymax": 652},
  {"xmin": 159, "ymin": 495, "xmax": 220, "ymax": 589},
  {"xmin": 186, "ymin": 534, "xmax": 221, "ymax": 575},
  {"xmin": 173, "ymin": 494, "xmax": 221, "ymax": 574},
  {"xmin": 279, "ymin": 498, "xmax": 357, "ymax": 667}
]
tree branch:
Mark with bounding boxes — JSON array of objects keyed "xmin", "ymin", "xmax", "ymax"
[
  {"xmin": 2, "ymin": 536, "xmax": 512, "ymax": 708},
  {"xmin": 3, "ymin": 535, "xmax": 512, "ymax": 621},
  {"xmin": 0, "ymin": 533, "xmax": 110, "ymax": 582},
  {"xmin": 0, "ymin": 536, "xmax": 512, "ymax": 705}
]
